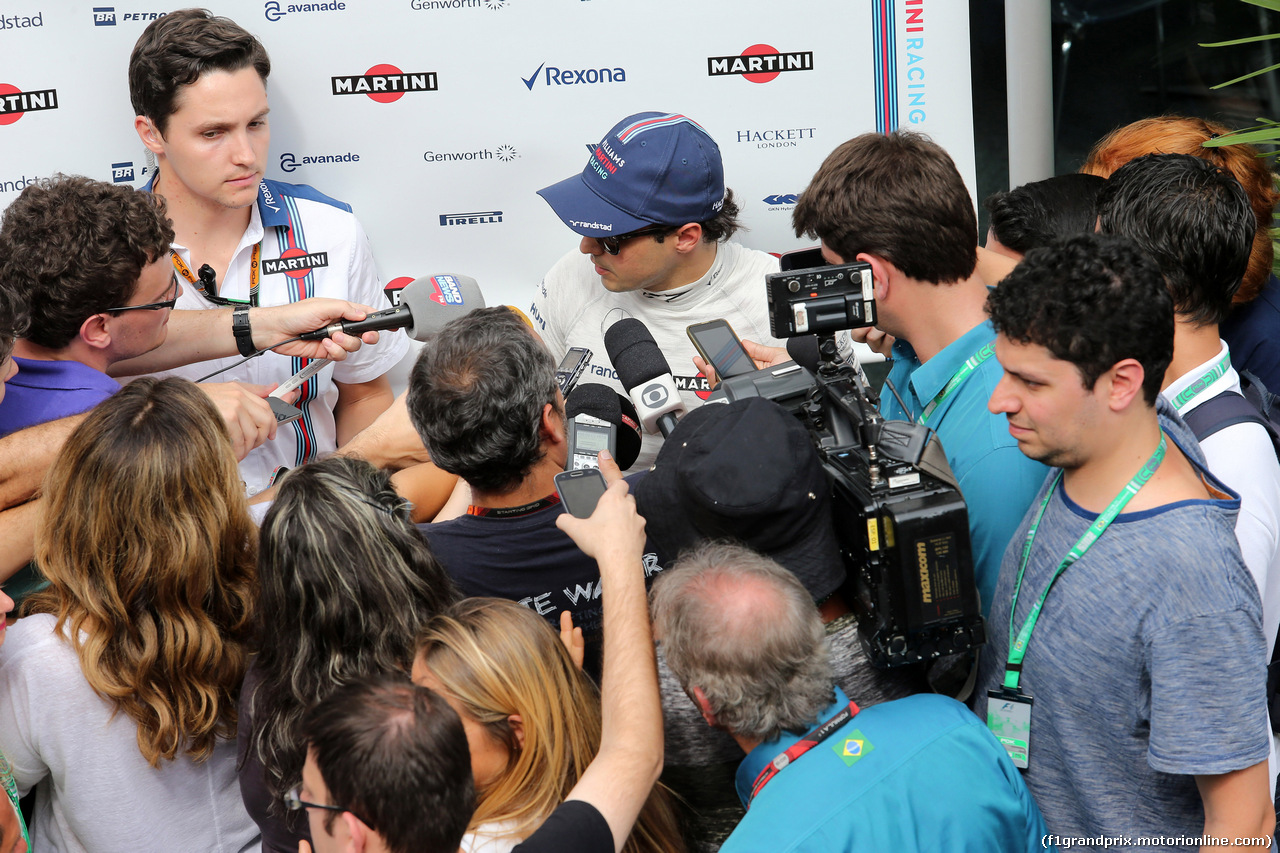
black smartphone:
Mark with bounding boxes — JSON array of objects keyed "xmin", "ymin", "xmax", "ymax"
[
  {"xmin": 687, "ymin": 319, "xmax": 755, "ymax": 380},
  {"xmin": 556, "ymin": 346, "xmax": 592, "ymax": 397},
  {"xmin": 268, "ymin": 397, "xmax": 303, "ymax": 426},
  {"xmin": 554, "ymin": 468, "xmax": 607, "ymax": 519}
]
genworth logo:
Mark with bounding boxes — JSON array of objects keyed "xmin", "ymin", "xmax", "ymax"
[
  {"xmin": 423, "ymin": 144, "xmax": 519, "ymax": 164},
  {"xmin": 410, "ymin": 0, "xmax": 507, "ymax": 9}
]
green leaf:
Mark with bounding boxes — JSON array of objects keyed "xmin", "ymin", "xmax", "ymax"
[
  {"xmin": 1211, "ymin": 60, "xmax": 1280, "ymax": 90},
  {"xmin": 1201, "ymin": 32, "xmax": 1280, "ymax": 47},
  {"xmin": 1204, "ymin": 127, "xmax": 1280, "ymax": 146},
  {"xmin": 1243, "ymin": 0, "xmax": 1280, "ymax": 11}
]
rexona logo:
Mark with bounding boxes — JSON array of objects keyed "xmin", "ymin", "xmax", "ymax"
[
  {"xmin": 91, "ymin": 7, "xmax": 166, "ymax": 25},
  {"xmin": 763, "ymin": 193, "xmax": 799, "ymax": 210},
  {"xmin": 708, "ymin": 44, "xmax": 814, "ymax": 83},
  {"xmin": 521, "ymin": 62, "xmax": 625, "ymax": 91},
  {"xmin": 0, "ymin": 84, "xmax": 58, "ymax": 127},
  {"xmin": 0, "ymin": 12, "xmax": 43, "ymax": 29},
  {"xmin": 439, "ymin": 211, "xmax": 502, "ymax": 226},
  {"xmin": 262, "ymin": 249, "xmax": 329, "ymax": 278},
  {"xmin": 427, "ymin": 275, "xmax": 467, "ymax": 306},
  {"xmin": 265, "ymin": 1, "xmax": 346, "ymax": 21},
  {"xmin": 332, "ymin": 65, "xmax": 437, "ymax": 103},
  {"xmin": 424, "ymin": 144, "xmax": 519, "ymax": 163},
  {"xmin": 410, "ymin": 0, "xmax": 507, "ymax": 10},
  {"xmin": 280, "ymin": 151, "xmax": 361, "ymax": 172}
]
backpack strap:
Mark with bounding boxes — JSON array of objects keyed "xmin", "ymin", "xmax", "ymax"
[{"xmin": 1181, "ymin": 390, "xmax": 1272, "ymax": 443}]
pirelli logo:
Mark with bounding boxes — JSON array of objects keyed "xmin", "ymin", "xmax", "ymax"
[{"xmin": 263, "ymin": 252, "xmax": 329, "ymax": 275}]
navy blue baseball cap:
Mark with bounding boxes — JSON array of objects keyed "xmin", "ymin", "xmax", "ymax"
[{"xmin": 537, "ymin": 111, "xmax": 727, "ymax": 238}]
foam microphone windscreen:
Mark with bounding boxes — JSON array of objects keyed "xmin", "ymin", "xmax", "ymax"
[
  {"xmin": 603, "ymin": 318, "xmax": 672, "ymax": 391},
  {"xmin": 786, "ymin": 335, "xmax": 822, "ymax": 373},
  {"xmin": 565, "ymin": 383, "xmax": 643, "ymax": 470},
  {"xmin": 399, "ymin": 274, "xmax": 486, "ymax": 340}
]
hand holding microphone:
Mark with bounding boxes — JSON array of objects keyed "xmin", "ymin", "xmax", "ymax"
[
  {"xmin": 603, "ymin": 318, "xmax": 688, "ymax": 438},
  {"xmin": 300, "ymin": 274, "xmax": 486, "ymax": 342}
]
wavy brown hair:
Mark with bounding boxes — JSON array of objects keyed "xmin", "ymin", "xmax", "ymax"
[
  {"xmin": 27, "ymin": 377, "xmax": 256, "ymax": 766},
  {"xmin": 415, "ymin": 599, "xmax": 686, "ymax": 853}
]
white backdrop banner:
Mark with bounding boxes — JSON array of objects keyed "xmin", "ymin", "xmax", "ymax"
[{"xmin": 0, "ymin": 0, "xmax": 974, "ymax": 310}]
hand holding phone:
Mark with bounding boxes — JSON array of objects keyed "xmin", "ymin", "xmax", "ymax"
[
  {"xmin": 554, "ymin": 468, "xmax": 608, "ymax": 519},
  {"xmin": 687, "ymin": 319, "xmax": 755, "ymax": 381}
]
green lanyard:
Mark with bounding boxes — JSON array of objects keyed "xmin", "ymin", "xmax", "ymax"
[
  {"xmin": 1003, "ymin": 431, "xmax": 1168, "ymax": 692},
  {"xmin": 1170, "ymin": 351, "xmax": 1231, "ymax": 411},
  {"xmin": 917, "ymin": 342, "xmax": 995, "ymax": 426}
]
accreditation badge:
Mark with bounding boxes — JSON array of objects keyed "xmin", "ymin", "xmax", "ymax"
[{"xmin": 987, "ymin": 689, "xmax": 1033, "ymax": 770}]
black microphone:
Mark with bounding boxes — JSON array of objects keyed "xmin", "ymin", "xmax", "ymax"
[
  {"xmin": 603, "ymin": 318, "xmax": 688, "ymax": 438},
  {"xmin": 786, "ymin": 335, "xmax": 822, "ymax": 373},
  {"xmin": 299, "ymin": 274, "xmax": 485, "ymax": 342},
  {"xmin": 564, "ymin": 383, "xmax": 642, "ymax": 470}
]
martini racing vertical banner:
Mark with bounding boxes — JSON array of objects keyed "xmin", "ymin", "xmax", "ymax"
[{"xmin": 0, "ymin": 0, "xmax": 973, "ymax": 311}]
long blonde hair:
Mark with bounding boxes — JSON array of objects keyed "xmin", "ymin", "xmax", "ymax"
[
  {"xmin": 27, "ymin": 377, "xmax": 256, "ymax": 766},
  {"xmin": 416, "ymin": 599, "xmax": 685, "ymax": 852}
]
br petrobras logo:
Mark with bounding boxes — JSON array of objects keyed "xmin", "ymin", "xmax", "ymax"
[
  {"xmin": 0, "ymin": 12, "xmax": 43, "ymax": 29},
  {"xmin": 332, "ymin": 66, "xmax": 437, "ymax": 103},
  {"xmin": 280, "ymin": 151, "xmax": 361, "ymax": 172},
  {"xmin": 423, "ymin": 144, "xmax": 519, "ymax": 164},
  {"xmin": 112, "ymin": 162, "xmax": 136, "ymax": 183},
  {"xmin": 0, "ymin": 84, "xmax": 58, "ymax": 127},
  {"xmin": 263, "ymin": 250, "xmax": 330, "ymax": 279},
  {"xmin": 764, "ymin": 193, "xmax": 799, "ymax": 210},
  {"xmin": 265, "ymin": 1, "xmax": 347, "ymax": 22},
  {"xmin": 521, "ymin": 62, "xmax": 626, "ymax": 91},
  {"xmin": 410, "ymin": 0, "xmax": 508, "ymax": 10},
  {"xmin": 91, "ymin": 7, "xmax": 166, "ymax": 25},
  {"xmin": 708, "ymin": 44, "xmax": 814, "ymax": 83},
  {"xmin": 427, "ymin": 275, "xmax": 466, "ymax": 306},
  {"xmin": 439, "ymin": 211, "xmax": 503, "ymax": 226},
  {"xmin": 736, "ymin": 127, "xmax": 816, "ymax": 149}
]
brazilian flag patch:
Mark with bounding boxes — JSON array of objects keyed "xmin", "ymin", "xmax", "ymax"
[{"xmin": 832, "ymin": 729, "xmax": 873, "ymax": 767}]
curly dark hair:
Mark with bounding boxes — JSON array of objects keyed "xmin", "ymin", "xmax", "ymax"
[
  {"xmin": 986, "ymin": 232, "xmax": 1174, "ymax": 406},
  {"xmin": 128, "ymin": 8, "xmax": 270, "ymax": 134},
  {"xmin": 0, "ymin": 175, "xmax": 173, "ymax": 350},
  {"xmin": 792, "ymin": 130, "xmax": 977, "ymax": 283},
  {"xmin": 983, "ymin": 173, "xmax": 1106, "ymax": 255},
  {"xmin": 1097, "ymin": 153, "xmax": 1253, "ymax": 327},
  {"xmin": 407, "ymin": 307, "xmax": 559, "ymax": 494}
]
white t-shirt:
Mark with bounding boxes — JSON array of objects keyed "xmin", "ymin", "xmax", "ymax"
[
  {"xmin": 0, "ymin": 613, "xmax": 259, "ymax": 852},
  {"xmin": 155, "ymin": 179, "xmax": 410, "ymax": 496},
  {"xmin": 529, "ymin": 241, "xmax": 783, "ymax": 470}
]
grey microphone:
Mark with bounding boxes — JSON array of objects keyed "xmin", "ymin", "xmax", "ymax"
[{"xmin": 300, "ymin": 274, "xmax": 485, "ymax": 342}]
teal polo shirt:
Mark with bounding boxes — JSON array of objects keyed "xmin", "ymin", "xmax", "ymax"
[
  {"xmin": 879, "ymin": 319, "xmax": 1049, "ymax": 614},
  {"xmin": 724, "ymin": 689, "xmax": 1054, "ymax": 852}
]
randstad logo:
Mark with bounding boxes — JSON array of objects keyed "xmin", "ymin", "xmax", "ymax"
[
  {"xmin": 333, "ymin": 65, "xmax": 437, "ymax": 103},
  {"xmin": 0, "ymin": 174, "xmax": 40, "ymax": 195},
  {"xmin": 0, "ymin": 12, "xmax": 43, "ymax": 29},
  {"xmin": 265, "ymin": 1, "xmax": 347, "ymax": 22},
  {"xmin": 280, "ymin": 151, "xmax": 361, "ymax": 173},
  {"xmin": 708, "ymin": 44, "xmax": 814, "ymax": 83},
  {"xmin": 521, "ymin": 62, "xmax": 626, "ymax": 91}
]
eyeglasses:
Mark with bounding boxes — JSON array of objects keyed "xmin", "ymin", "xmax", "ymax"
[
  {"xmin": 598, "ymin": 224, "xmax": 674, "ymax": 255},
  {"xmin": 105, "ymin": 271, "xmax": 180, "ymax": 313},
  {"xmin": 284, "ymin": 785, "xmax": 372, "ymax": 828}
]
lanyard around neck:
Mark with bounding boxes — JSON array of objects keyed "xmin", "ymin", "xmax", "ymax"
[
  {"xmin": 1003, "ymin": 431, "xmax": 1168, "ymax": 692},
  {"xmin": 170, "ymin": 242, "xmax": 262, "ymax": 308},
  {"xmin": 917, "ymin": 341, "xmax": 995, "ymax": 427},
  {"xmin": 747, "ymin": 700, "xmax": 859, "ymax": 806},
  {"xmin": 1170, "ymin": 351, "xmax": 1231, "ymax": 411}
]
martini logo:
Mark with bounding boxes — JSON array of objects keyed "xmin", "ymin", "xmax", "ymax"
[
  {"xmin": 673, "ymin": 373, "xmax": 713, "ymax": 401},
  {"xmin": 427, "ymin": 275, "xmax": 465, "ymax": 306},
  {"xmin": 262, "ymin": 249, "xmax": 329, "ymax": 278},
  {"xmin": 332, "ymin": 65, "xmax": 437, "ymax": 102},
  {"xmin": 708, "ymin": 45, "xmax": 814, "ymax": 83},
  {"xmin": 439, "ymin": 210, "xmax": 502, "ymax": 226},
  {"xmin": 410, "ymin": 0, "xmax": 507, "ymax": 9},
  {"xmin": 265, "ymin": 1, "xmax": 346, "ymax": 21},
  {"xmin": 0, "ymin": 12, "xmax": 43, "ymax": 29},
  {"xmin": 521, "ymin": 62, "xmax": 626, "ymax": 90},
  {"xmin": 0, "ymin": 85, "xmax": 58, "ymax": 126},
  {"xmin": 280, "ymin": 151, "xmax": 361, "ymax": 172},
  {"xmin": 384, "ymin": 276, "xmax": 413, "ymax": 306}
]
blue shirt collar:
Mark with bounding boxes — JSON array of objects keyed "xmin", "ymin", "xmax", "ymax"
[
  {"xmin": 899, "ymin": 319, "xmax": 997, "ymax": 410},
  {"xmin": 734, "ymin": 686, "xmax": 849, "ymax": 806}
]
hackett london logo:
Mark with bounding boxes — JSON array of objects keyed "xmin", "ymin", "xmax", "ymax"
[
  {"xmin": 707, "ymin": 44, "xmax": 814, "ymax": 83},
  {"xmin": 263, "ymin": 249, "xmax": 329, "ymax": 278},
  {"xmin": 0, "ymin": 84, "xmax": 58, "ymax": 127},
  {"xmin": 332, "ymin": 65, "xmax": 437, "ymax": 103}
]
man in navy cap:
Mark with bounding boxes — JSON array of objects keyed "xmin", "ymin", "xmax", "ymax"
[{"xmin": 531, "ymin": 111, "xmax": 783, "ymax": 470}]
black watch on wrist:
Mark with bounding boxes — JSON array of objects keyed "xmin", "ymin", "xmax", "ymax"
[{"xmin": 232, "ymin": 307, "xmax": 255, "ymax": 357}]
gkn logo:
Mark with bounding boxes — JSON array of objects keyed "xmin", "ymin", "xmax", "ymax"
[
  {"xmin": 333, "ymin": 65, "xmax": 437, "ymax": 102},
  {"xmin": 521, "ymin": 62, "xmax": 626, "ymax": 90},
  {"xmin": 708, "ymin": 44, "xmax": 813, "ymax": 83},
  {"xmin": 265, "ymin": 1, "xmax": 347, "ymax": 22},
  {"xmin": 763, "ymin": 194, "xmax": 799, "ymax": 206}
]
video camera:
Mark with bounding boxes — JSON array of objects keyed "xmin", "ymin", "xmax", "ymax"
[{"xmin": 717, "ymin": 248, "xmax": 985, "ymax": 669}]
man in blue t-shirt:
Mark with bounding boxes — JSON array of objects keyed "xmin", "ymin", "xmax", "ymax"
[
  {"xmin": 976, "ymin": 233, "xmax": 1273, "ymax": 844},
  {"xmin": 651, "ymin": 540, "xmax": 1051, "ymax": 852},
  {"xmin": 791, "ymin": 130, "xmax": 1047, "ymax": 615}
]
